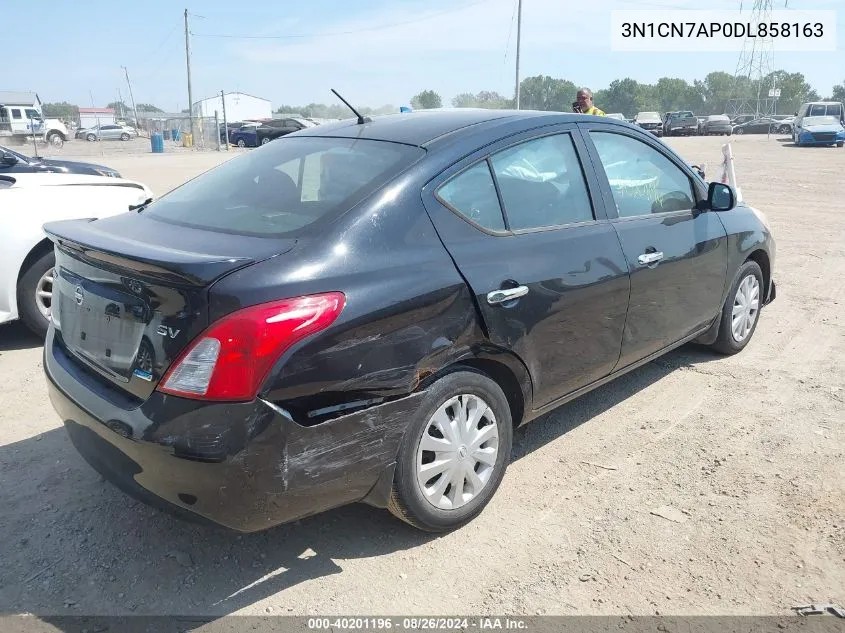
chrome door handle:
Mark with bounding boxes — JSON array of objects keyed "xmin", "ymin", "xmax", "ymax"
[
  {"xmin": 487, "ymin": 286, "xmax": 529, "ymax": 305},
  {"xmin": 638, "ymin": 251, "xmax": 664, "ymax": 266}
]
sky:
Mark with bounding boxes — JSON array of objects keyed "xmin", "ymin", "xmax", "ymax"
[{"xmin": 2, "ymin": 0, "xmax": 842, "ymax": 112}]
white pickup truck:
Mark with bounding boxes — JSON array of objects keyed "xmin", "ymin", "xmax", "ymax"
[{"xmin": 0, "ymin": 105, "xmax": 69, "ymax": 148}]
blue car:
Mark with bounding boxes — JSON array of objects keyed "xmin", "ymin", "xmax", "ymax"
[
  {"xmin": 228, "ymin": 124, "xmax": 261, "ymax": 148},
  {"xmin": 794, "ymin": 115, "xmax": 845, "ymax": 147}
]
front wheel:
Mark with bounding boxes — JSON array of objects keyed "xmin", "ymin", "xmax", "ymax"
[
  {"xmin": 837, "ymin": 141, "xmax": 844, "ymax": 148},
  {"xmin": 261, "ymin": 137, "xmax": 270, "ymax": 145},
  {"xmin": 735, "ymin": 128, "xmax": 744, "ymax": 135},
  {"xmin": 388, "ymin": 370, "xmax": 513, "ymax": 532},
  {"xmin": 17, "ymin": 250, "xmax": 56, "ymax": 338},
  {"xmin": 47, "ymin": 132, "xmax": 64, "ymax": 148},
  {"xmin": 120, "ymin": 133, "xmax": 130, "ymax": 141},
  {"xmin": 86, "ymin": 133, "xmax": 96, "ymax": 142},
  {"xmin": 237, "ymin": 139, "xmax": 246, "ymax": 148},
  {"xmin": 711, "ymin": 260, "xmax": 764, "ymax": 355}
]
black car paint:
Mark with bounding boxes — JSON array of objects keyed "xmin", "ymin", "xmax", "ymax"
[
  {"xmin": 0, "ymin": 146, "xmax": 119, "ymax": 177},
  {"xmin": 43, "ymin": 111, "xmax": 776, "ymax": 531}
]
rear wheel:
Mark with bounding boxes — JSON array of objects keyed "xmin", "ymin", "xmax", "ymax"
[
  {"xmin": 237, "ymin": 139, "xmax": 246, "ymax": 148},
  {"xmin": 86, "ymin": 133, "xmax": 96, "ymax": 141},
  {"xmin": 837, "ymin": 141, "xmax": 844, "ymax": 148},
  {"xmin": 388, "ymin": 370, "xmax": 513, "ymax": 532},
  {"xmin": 17, "ymin": 250, "xmax": 56, "ymax": 338},
  {"xmin": 711, "ymin": 260, "xmax": 764, "ymax": 355},
  {"xmin": 46, "ymin": 132, "xmax": 64, "ymax": 148},
  {"xmin": 120, "ymin": 132, "xmax": 130, "ymax": 141}
]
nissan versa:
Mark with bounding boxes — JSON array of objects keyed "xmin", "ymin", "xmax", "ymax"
[{"xmin": 43, "ymin": 109, "xmax": 776, "ymax": 533}]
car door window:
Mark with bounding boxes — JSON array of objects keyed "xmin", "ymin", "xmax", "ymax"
[
  {"xmin": 489, "ymin": 133, "xmax": 594, "ymax": 230},
  {"xmin": 436, "ymin": 162, "xmax": 506, "ymax": 232},
  {"xmin": 589, "ymin": 131, "xmax": 695, "ymax": 218},
  {"xmin": 11, "ymin": 109, "xmax": 22, "ymax": 119}
]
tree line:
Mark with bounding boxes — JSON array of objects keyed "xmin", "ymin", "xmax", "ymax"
[
  {"xmin": 410, "ymin": 71, "xmax": 845, "ymax": 117},
  {"xmin": 40, "ymin": 71, "xmax": 845, "ymax": 123}
]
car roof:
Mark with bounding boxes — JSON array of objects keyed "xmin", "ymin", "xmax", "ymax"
[{"xmin": 295, "ymin": 109, "xmax": 595, "ymax": 148}]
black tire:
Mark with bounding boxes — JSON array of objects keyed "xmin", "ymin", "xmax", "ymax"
[
  {"xmin": 86, "ymin": 133, "xmax": 96, "ymax": 142},
  {"xmin": 387, "ymin": 369, "xmax": 513, "ymax": 532},
  {"xmin": 837, "ymin": 141, "xmax": 844, "ymax": 148},
  {"xmin": 120, "ymin": 133, "xmax": 130, "ymax": 141},
  {"xmin": 710, "ymin": 260, "xmax": 764, "ymax": 355},
  {"xmin": 17, "ymin": 250, "xmax": 55, "ymax": 338}
]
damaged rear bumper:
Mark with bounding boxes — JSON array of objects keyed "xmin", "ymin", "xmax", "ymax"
[{"xmin": 44, "ymin": 328, "xmax": 423, "ymax": 532}]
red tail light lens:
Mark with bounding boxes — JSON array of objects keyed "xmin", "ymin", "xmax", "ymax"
[{"xmin": 158, "ymin": 292, "xmax": 346, "ymax": 401}]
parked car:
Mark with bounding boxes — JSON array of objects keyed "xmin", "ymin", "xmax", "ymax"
[
  {"xmin": 78, "ymin": 124, "xmax": 138, "ymax": 142},
  {"xmin": 732, "ymin": 117, "xmax": 785, "ymax": 135},
  {"xmin": 731, "ymin": 114, "xmax": 757, "ymax": 126},
  {"xmin": 633, "ymin": 111, "xmax": 663, "ymax": 136},
  {"xmin": 699, "ymin": 115, "xmax": 733, "ymax": 136},
  {"xmin": 664, "ymin": 111, "xmax": 698, "ymax": 136},
  {"xmin": 0, "ymin": 145, "xmax": 121, "ymax": 177},
  {"xmin": 42, "ymin": 110, "xmax": 776, "ymax": 534},
  {"xmin": 1, "ymin": 172, "xmax": 153, "ymax": 337},
  {"xmin": 792, "ymin": 115, "xmax": 845, "ymax": 147},
  {"xmin": 605, "ymin": 113, "xmax": 626, "ymax": 121},
  {"xmin": 255, "ymin": 117, "xmax": 316, "ymax": 145},
  {"xmin": 228, "ymin": 123, "xmax": 262, "ymax": 147}
]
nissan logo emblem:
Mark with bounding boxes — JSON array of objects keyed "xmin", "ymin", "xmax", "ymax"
[{"xmin": 74, "ymin": 285, "xmax": 84, "ymax": 306}]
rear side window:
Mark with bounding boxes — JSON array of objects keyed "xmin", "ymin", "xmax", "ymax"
[
  {"xmin": 490, "ymin": 133, "xmax": 594, "ymax": 230},
  {"xmin": 11, "ymin": 109, "xmax": 21, "ymax": 119},
  {"xmin": 145, "ymin": 137, "xmax": 424, "ymax": 236},
  {"xmin": 436, "ymin": 162, "xmax": 505, "ymax": 232}
]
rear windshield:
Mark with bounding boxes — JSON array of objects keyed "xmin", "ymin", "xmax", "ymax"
[{"xmin": 145, "ymin": 136, "xmax": 425, "ymax": 237}]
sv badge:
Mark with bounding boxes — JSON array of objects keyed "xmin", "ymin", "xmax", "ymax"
[{"xmin": 156, "ymin": 325, "xmax": 181, "ymax": 338}]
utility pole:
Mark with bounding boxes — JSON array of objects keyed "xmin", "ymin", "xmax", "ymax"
[
  {"xmin": 514, "ymin": 0, "xmax": 522, "ymax": 110},
  {"xmin": 221, "ymin": 90, "xmax": 229, "ymax": 150},
  {"xmin": 185, "ymin": 8, "xmax": 195, "ymax": 141},
  {"xmin": 118, "ymin": 87, "xmax": 125, "ymax": 119},
  {"xmin": 121, "ymin": 66, "xmax": 139, "ymax": 133}
]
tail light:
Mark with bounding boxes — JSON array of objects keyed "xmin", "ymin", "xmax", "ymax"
[{"xmin": 158, "ymin": 292, "xmax": 345, "ymax": 401}]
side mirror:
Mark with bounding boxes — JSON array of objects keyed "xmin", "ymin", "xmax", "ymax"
[
  {"xmin": 708, "ymin": 182, "xmax": 735, "ymax": 211},
  {"xmin": 1, "ymin": 152, "xmax": 17, "ymax": 166}
]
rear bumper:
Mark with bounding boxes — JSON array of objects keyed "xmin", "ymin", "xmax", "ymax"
[{"xmin": 44, "ymin": 327, "xmax": 422, "ymax": 532}]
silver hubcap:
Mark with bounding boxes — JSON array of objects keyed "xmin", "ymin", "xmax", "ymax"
[
  {"xmin": 416, "ymin": 394, "xmax": 499, "ymax": 511},
  {"xmin": 731, "ymin": 274, "xmax": 760, "ymax": 342},
  {"xmin": 35, "ymin": 268, "xmax": 55, "ymax": 320}
]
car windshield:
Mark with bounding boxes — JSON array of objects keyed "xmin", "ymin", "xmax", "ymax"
[
  {"xmin": 638, "ymin": 112, "xmax": 659, "ymax": 120},
  {"xmin": 803, "ymin": 116, "xmax": 839, "ymax": 126},
  {"xmin": 144, "ymin": 136, "xmax": 425, "ymax": 237}
]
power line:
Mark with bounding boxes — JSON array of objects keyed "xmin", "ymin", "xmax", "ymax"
[
  {"xmin": 503, "ymin": 0, "xmax": 519, "ymax": 66},
  {"xmin": 190, "ymin": 0, "xmax": 495, "ymax": 40}
]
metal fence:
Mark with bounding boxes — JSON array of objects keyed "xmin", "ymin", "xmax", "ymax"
[{"xmin": 135, "ymin": 116, "xmax": 221, "ymax": 149}]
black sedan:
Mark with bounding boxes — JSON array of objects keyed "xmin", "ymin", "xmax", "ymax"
[
  {"xmin": 255, "ymin": 117, "xmax": 315, "ymax": 145},
  {"xmin": 42, "ymin": 110, "xmax": 776, "ymax": 533},
  {"xmin": 731, "ymin": 117, "xmax": 785, "ymax": 135},
  {"xmin": 1, "ymin": 145, "xmax": 120, "ymax": 177}
]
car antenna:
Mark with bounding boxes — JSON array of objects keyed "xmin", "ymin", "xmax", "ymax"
[{"xmin": 331, "ymin": 89, "xmax": 371, "ymax": 125}]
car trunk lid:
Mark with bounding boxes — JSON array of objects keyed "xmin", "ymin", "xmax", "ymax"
[{"xmin": 44, "ymin": 214, "xmax": 295, "ymax": 401}]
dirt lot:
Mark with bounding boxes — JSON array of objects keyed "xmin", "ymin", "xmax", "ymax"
[{"xmin": 0, "ymin": 133, "xmax": 843, "ymax": 619}]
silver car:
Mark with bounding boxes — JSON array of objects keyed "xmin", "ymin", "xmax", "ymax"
[{"xmin": 81, "ymin": 124, "xmax": 138, "ymax": 141}]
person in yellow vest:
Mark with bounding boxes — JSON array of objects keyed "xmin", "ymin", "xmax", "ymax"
[{"xmin": 573, "ymin": 88, "xmax": 606, "ymax": 116}]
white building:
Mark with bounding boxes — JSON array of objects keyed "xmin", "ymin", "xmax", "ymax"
[
  {"xmin": 79, "ymin": 108, "xmax": 116, "ymax": 129},
  {"xmin": 192, "ymin": 92, "xmax": 272, "ymax": 122}
]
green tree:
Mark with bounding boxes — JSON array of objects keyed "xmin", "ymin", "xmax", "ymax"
[
  {"xmin": 410, "ymin": 90, "xmax": 442, "ymax": 110},
  {"xmin": 107, "ymin": 101, "xmax": 129, "ymax": 114},
  {"xmin": 830, "ymin": 80, "xmax": 845, "ymax": 103},
  {"xmin": 519, "ymin": 75, "xmax": 576, "ymax": 111},
  {"xmin": 137, "ymin": 103, "xmax": 164, "ymax": 112},
  {"xmin": 759, "ymin": 71, "xmax": 818, "ymax": 114},
  {"xmin": 451, "ymin": 92, "xmax": 479, "ymax": 108},
  {"xmin": 42, "ymin": 102, "xmax": 79, "ymax": 119},
  {"xmin": 595, "ymin": 78, "xmax": 642, "ymax": 117}
]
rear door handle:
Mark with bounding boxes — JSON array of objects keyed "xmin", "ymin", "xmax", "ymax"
[
  {"xmin": 487, "ymin": 286, "xmax": 529, "ymax": 305},
  {"xmin": 638, "ymin": 251, "xmax": 664, "ymax": 266}
]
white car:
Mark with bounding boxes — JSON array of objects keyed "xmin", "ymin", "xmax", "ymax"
[{"xmin": 0, "ymin": 172, "xmax": 153, "ymax": 337}]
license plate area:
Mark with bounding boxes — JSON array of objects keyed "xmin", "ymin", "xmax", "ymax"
[{"xmin": 55, "ymin": 267, "xmax": 149, "ymax": 382}]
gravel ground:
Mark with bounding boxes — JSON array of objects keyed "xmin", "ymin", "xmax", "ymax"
[{"xmin": 0, "ymin": 133, "xmax": 843, "ymax": 620}]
